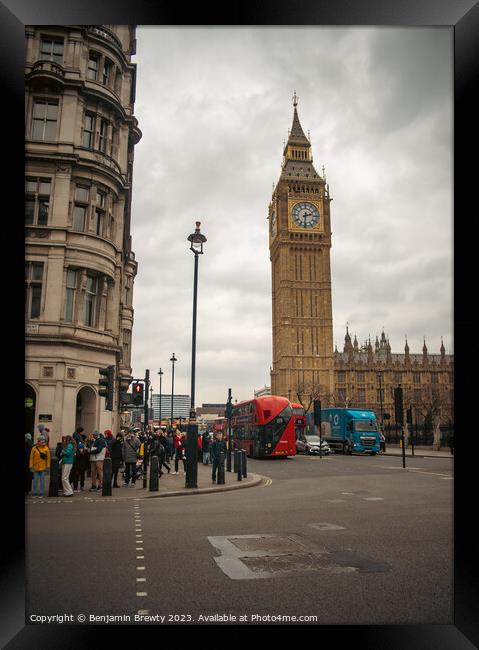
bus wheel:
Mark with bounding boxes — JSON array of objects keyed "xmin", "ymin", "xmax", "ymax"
[{"xmin": 370, "ymin": 452, "xmax": 377, "ymax": 456}]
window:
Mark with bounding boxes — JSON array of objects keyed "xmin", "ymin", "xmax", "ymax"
[
  {"xmin": 413, "ymin": 373, "xmax": 421, "ymax": 384},
  {"xmin": 413, "ymin": 389, "xmax": 421, "ymax": 403},
  {"xmin": 25, "ymin": 178, "xmax": 51, "ymax": 226},
  {"xmin": 394, "ymin": 372, "xmax": 402, "ymax": 383},
  {"xmin": 25, "ymin": 262, "xmax": 44, "ymax": 319},
  {"xmin": 356, "ymin": 388, "xmax": 366, "ymax": 403},
  {"xmin": 99, "ymin": 118, "xmax": 109, "ymax": 153},
  {"xmin": 431, "ymin": 373, "xmax": 438, "ymax": 384},
  {"xmin": 83, "ymin": 112, "xmax": 95, "ymax": 148},
  {"xmin": 64, "ymin": 269, "xmax": 77, "ymax": 322},
  {"xmin": 103, "ymin": 58, "xmax": 113, "ymax": 86},
  {"xmin": 356, "ymin": 372, "xmax": 365, "ymax": 383},
  {"xmin": 337, "ymin": 371, "xmax": 346, "ymax": 383},
  {"xmin": 93, "ymin": 191, "xmax": 106, "ymax": 236},
  {"xmin": 72, "ymin": 185, "xmax": 89, "ymax": 231},
  {"xmin": 123, "ymin": 330, "xmax": 131, "ymax": 365},
  {"xmin": 87, "ymin": 52, "xmax": 100, "ymax": 80},
  {"xmin": 32, "ymin": 100, "xmax": 58, "ymax": 141},
  {"xmin": 40, "ymin": 38, "xmax": 63, "ymax": 64},
  {"xmin": 84, "ymin": 274, "xmax": 97, "ymax": 327}
]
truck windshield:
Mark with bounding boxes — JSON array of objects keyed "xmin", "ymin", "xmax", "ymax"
[{"xmin": 354, "ymin": 420, "xmax": 378, "ymax": 432}]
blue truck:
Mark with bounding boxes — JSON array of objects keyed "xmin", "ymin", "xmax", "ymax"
[{"xmin": 320, "ymin": 408, "xmax": 381, "ymax": 455}]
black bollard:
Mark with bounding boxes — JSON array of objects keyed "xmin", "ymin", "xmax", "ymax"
[
  {"xmin": 241, "ymin": 450, "xmax": 247, "ymax": 478},
  {"xmin": 217, "ymin": 452, "xmax": 225, "ymax": 485},
  {"xmin": 48, "ymin": 458, "xmax": 59, "ymax": 497},
  {"xmin": 149, "ymin": 455, "xmax": 159, "ymax": 491},
  {"xmin": 102, "ymin": 457, "xmax": 112, "ymax": 496},
  {"xmin": 233, "ymin": 449, "xmax": 238, "ymax": 473},
  {"xmin": 237, "ymin": 451, "xmax": 242, "ymax": 482},
  {"xmin": 142, "ymin": 448, "xmax": 148, "ymax": 489}
]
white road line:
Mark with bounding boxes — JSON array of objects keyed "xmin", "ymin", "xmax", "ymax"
[
  {"xmin": 136, "ymin": 566, "xmax": 145, "ymax": 570},
  {"xmin": 136, "ymin": 578, "xmax": 146, "ymax": 582},
  {"xmin": 364, "ymin": 497, "xmax": 384, "ymax": 501},
  {"xmin": 136, "ymin": 592, "xmax": 147, "ymax": 597},
  {"xmin": 136, "ymin": 547, "xmax": 144, "ymax": 551},
  {"xmin": 138, "ymin": 609, "xmax": 150, "ymax": 614},
  {"xmin": 137, "ymin": 556, "xmax": 144, "ymax": 559}
]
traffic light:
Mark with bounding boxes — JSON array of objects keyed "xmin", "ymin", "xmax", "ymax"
[
  {"xmin": 313, "ymin": 399, "xmax": 322, "ymax": 426},
  {"xmin": 394, "ymin": 386, "xmax": 404, "ymax": 425},
  {"xmin": 132, "ymin": 381, "xmax": 144, "ymax": 406},
  {"xmin": 406, "ymin": 406, "xmax": 413, "ymax": 425},
  {"xmin": 99, "ymin": 365, "xmax": 115, "ymax": 411}
]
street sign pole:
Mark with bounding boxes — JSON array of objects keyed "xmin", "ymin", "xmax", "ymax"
[{"xmin": 395, "ymin": 385, "xmax": 406, "ymax": 469}]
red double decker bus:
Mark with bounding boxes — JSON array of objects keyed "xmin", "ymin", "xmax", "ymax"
[
  {"xmin": 291, "ymin": 402, "xmax": 307, "ymax": 439},
  {"xmin": 231, "ymin": 395, "xmax": 296, "ymax": 458}
]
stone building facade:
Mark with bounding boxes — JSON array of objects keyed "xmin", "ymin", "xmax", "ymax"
[
  {"xmin": 269, "ymin": 93, "xmax": 334, "ymax": 399},
  {"xmin": 334, "ymin": 329, "xmax": 454, "ymax": 426},
  {"xmin": 25, "ymin": 25, "xmax": 142, "ymax": 444},
  {"xmin": 269, "ymin": 97, "xmax": 453, "ymax": 426}
]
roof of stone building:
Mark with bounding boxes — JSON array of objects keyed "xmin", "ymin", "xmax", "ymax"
[
  {"xmin": 334, "ymin": 328, "xmax": 453, "ymax": 367},
  {"xmin": 287, "ymin": 106, "xmax": 311, "ymax": 147},
  {"xmin": 334, "ymin": 351, "xmax": 453, "ymax": 366}
]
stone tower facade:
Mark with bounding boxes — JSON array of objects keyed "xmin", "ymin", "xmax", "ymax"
[
  {"xmin": 25, "ymin": 25, "xmax": 142, "ymax": 444},
  {"xmin": 269, "ymin": 95, "xmax": 334, "ymax": 399}
]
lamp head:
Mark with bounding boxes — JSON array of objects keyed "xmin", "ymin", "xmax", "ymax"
[{"xmin": 188, "ymin": 221, "xmax": 207, "ymax": 254}]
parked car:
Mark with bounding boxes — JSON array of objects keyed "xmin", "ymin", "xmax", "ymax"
[{"xmin": 296, "ymin": 434, "xmax": 331, "ymax": 455}]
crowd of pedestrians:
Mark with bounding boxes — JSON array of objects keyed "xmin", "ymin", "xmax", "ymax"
[{"xmin": 25, "ymin": 424, "xmax": 226, "ymax": 497}]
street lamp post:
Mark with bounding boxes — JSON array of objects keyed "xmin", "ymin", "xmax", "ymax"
[
  {"xmin": 170, "ymin": 354, "xmax": 177, "ymax": 430},
  {"xmin": 186, "ymin": 221, "xmax": 207, "ymax": 489},
  {"xmin": 150, "ymin": 386, "xmax": 153, "ymax": 424},
  {"xmin": 157, "ymin": 368, "xmax": 163, "ymax": 426},
  {"xmin": 377, "ymin": 370, "xmax": 384, "ymax": 429}
]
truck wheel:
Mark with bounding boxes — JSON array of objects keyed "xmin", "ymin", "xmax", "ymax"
[{"xmin": 344, "ymin": 442, "xmax": 352, "ymax": 455}]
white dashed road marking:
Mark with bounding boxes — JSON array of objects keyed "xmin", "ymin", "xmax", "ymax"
[{"xmin": 134, "ymin": 503, "xmax": 147, "ymax": 601}]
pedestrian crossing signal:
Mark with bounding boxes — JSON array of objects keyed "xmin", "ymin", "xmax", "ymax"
[
  {"xmin": 132, "ymin": 382, "xmax": 144, "ymax": 406},
  {"xmin": 98, "ymin": 365, "xmax": 114, "ymax": 411}
]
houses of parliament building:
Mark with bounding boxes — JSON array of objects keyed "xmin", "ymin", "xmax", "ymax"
[{"xmin": 268, "ymin": 95, "xmax": 453, "ymax": 427}]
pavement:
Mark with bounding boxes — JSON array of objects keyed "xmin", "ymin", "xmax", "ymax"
[
  {"xmin": 26, "ymin": 446, "xmax": 452, "ymax": 502},
  {"xmin": 26, "ymin": 459, "xmax": 265, "ymax": 501},
  {"xmin": 381, "ymin": 445, "xmax": 454, "ymax": 459}
]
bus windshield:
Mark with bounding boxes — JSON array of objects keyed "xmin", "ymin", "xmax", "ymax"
[{"xmin": 354, "ymin": 420, "xmax": 378, "ymax": 432}]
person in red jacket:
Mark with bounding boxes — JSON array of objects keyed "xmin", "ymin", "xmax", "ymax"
[
  {"xmin": 197, "ymin": 432, "xmax": 203, "ymax": 463},
  {"xmin": 172, "ymin": 430, "xmax": 186, "ymax": 475}
]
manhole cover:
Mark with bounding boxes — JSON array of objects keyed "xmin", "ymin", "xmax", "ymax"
[
  {"xmin": 230, "ymin": 536, "xmax": 301, "ymax": 553},
  {"xmin": 241, "ymin": 552, "xmax": 349, "ymax": 575}
]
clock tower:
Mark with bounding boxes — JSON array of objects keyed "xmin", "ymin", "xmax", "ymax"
[{"xmin": 269, "ymin": 94, "xmax": 334, "ymax": 399}]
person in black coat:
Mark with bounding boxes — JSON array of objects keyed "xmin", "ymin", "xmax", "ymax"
[
  {"xmin": 110, "ymin": 433, "xmax": 124, "ymax": 487},
  {"xmin": 149, "ymin": 433, "xmax": 171, "ymax": 476},
  {"xmin": 70, "ymin": 443, "xmax": 89, "ymax": 491},
  {"xmin": 25, "ymin": 433, "xmax": 33, "ymax": 494}
]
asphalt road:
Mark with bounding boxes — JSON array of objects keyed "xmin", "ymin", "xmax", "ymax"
[{"xmin": 26, "ymin": 453, "xmax": 453, "ymax": 625}]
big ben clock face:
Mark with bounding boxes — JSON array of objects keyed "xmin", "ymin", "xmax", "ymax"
[{"xmin": 291, "ymin": 202, "xmax": 320, "ymax": 229}]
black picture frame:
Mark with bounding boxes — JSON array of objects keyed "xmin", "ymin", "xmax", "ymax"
[{"xmin": 5, "ymin": 0, "xmax": 477, "ymax": 647}]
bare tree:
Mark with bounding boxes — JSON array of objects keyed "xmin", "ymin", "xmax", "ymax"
[
  {"xmin": 414, "ymin": 389, "xmax": 451, "ymax": 450},
  {"xmin": 295, "ymin": 381, "xmax": 335, "ymax": 413}
]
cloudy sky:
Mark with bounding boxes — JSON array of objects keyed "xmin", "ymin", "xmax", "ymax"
[{"xmin": 129, "ymin": 26, "xmax": 452, "ymax": 405}]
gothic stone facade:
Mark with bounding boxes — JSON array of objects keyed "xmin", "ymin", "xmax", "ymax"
[
  {"xmin": 25, "ymin": 25, "xmax": 142, "ymax": 444},
  {"xmin": 269, "ymin": 99, "xmax": 453, "ymax": 425}
]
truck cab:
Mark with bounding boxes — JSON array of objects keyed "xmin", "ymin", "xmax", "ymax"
[{"xmin": 321, "ymin": 408, "xmax": 380, "ymax": 455}]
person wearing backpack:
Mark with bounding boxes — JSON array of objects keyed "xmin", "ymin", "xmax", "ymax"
[
  {"xmin": 61, "ymin": 435, "xmax": 75, "ymax": 497},
  {"xmin": 122, "ymin": 429, "xmax": 140, "ymax": 487},
  {"xmin": 89, "ymin": 430, "xmax": 107, "ymax": 491},
  {"xmin": 29, "ymin": 435, "xmax": 51, "ymax": 498},
  {"xmin": 110, "ymin": 433, "xmax": 124, "ymax": 488}
]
